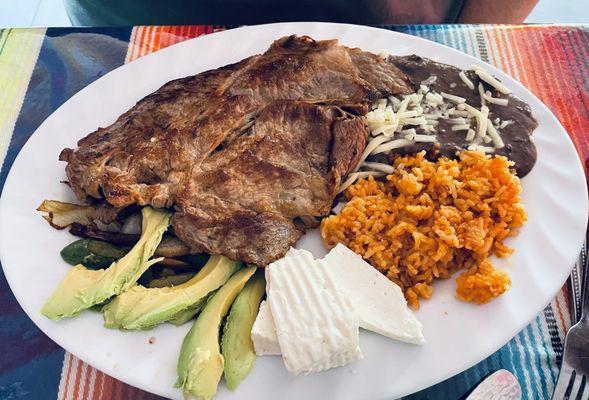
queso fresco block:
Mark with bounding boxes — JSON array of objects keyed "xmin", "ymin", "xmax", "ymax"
[{"xmin": 265, "ymin": 248, "xmax": 362, "ymax": 375}]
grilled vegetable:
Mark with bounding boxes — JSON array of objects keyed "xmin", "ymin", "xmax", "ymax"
[
  {"xmin": 37, "ymin": 200, "xmax": 93, "ymax": 229},
  {"xmin": 41, "ymin": 207, "xmax": 172, "ymax": 320},
  {"xmin": 37, "ymin": 200, "xmax": 121, "ymax": 230},
  {"xmin": 69, "ymin": 223, "xmax": 193, "ymax": 258},
  {"xmin": 60, "ymin": 239, "xmax": 128, "ymax": 269},
  {"xmin": 148, "ymin": 272, "xmax": 197, "ymax": 288}
]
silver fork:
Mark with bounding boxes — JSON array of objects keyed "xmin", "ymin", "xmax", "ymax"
[{"xmin": 552, "ymin": 240, "xmax": 589, "ymax": 400}]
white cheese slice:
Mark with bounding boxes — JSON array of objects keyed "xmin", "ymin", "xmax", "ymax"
[
  {"xmin": 323, "ymin": 243, "xmax": 425, "ymax": 345},
  {"xmin": 251, "ymin": 300, "xmax": 281, "ymax": 356},
  {"xmin": 265, "ymin": 248, "xmax": 362, "ymax": 375}
]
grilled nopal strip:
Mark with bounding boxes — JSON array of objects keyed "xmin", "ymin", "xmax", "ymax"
[{"xmin": 41, "ymin": 207, "xmax": 171, "ymax": 320}]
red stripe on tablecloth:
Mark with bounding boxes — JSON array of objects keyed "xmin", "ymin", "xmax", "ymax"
[
  {"xmin": 93, "ymin": 370, "xmax": 106, "ymax": 399},
  {"xmin": 538, "ymin": 28, "xmax": 589, "ymax": 162},
  {"xmin": 79, "ymin": 362, "xmax": 92, "ymax": 400},
  {"xmin": 71, "ymin": 357, "xmax": 85, "ymax": 400},
  {"xmin": 557, "ymin": 31, "xmax": 589, "ymax": 164},
  {"xmin": 528, "ymin": 28, "xmax": 576, "ymax": 132},
  {"xmin": 61, "ymin": 353, "xmax": 73, "ymax": 400}
]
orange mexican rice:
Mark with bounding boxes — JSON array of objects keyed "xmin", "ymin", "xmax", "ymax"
[{"xmin": 320, "ymin": 150, "xmax": 526, "ymax": 309}]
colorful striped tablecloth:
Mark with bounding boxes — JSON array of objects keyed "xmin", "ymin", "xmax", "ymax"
[{"xmin": 1, "ymin": 24, "xmax": 588, "ymax": 400}]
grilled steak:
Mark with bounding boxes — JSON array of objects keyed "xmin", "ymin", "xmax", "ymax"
[{"xmin": 60, "ymin": 35, "xmax": 413, "ymax": 265}]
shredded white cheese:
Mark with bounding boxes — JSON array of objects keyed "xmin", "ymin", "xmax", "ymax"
[
  {"xmin": 338, "ymin": 171, "xmax": 386, "ymax": 194},
  {"xmin": 372, "ymin": 138, "xmax": 414, "ymax": 155},
  {"xmin": 459, "ymin": 71, "xmax": 475, "ymax": 90},
  {"xmin": 414, "ymin": 134, "xmax": 437, "ymax": 143},
  {"xmin": 448, "ymin": 117, "xmax": 468, "ymax": 125},
  {"xmin": 499, "ymin": 120, "xmax": 513, "ymax": 129},
  {"xmin": 363, "ymin": 162, "xmax": 396, "ymax": 174},
  {"xmin": 451, "ymin": 124, "xmax": 471, "ymax": 131},
  {"xmin": 466, "ymin": 129, "xmax": 476, "ymax": 142},
  {"xmin": 482, "ymin": 91, "xmax": 509, "ymax": 106},
  {"xmin": 441, "ymin": 92, "xmax": 466, "ymax": 104},
  {"xmin": 354, "ymin": 135, "xmax": 391, "ymax": 171},
  {"xmin": 478, "ymin": 83, "xmax": 486, "ymax": 106},
  {"xmin": 425, "ymin": 92, "xmax": 443, "ymax": 105},
  {"xmin": 473, "ymin": 68, "xmax": 512, "ymax": 94},
  {"xmin": 486, "ymin": 120, "xmax": 505, "ymax": 148},
  {"xmin": 468, "ymin": 144, "xmax": 496, "ymax": 153},
  {"xmin": 421, "ymin": 75, "xmax": 438, "ymax": 85}
]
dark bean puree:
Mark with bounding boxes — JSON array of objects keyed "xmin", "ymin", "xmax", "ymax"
[{"xmin": 370, "ymin": 55, "xmax": 538, "ymax": 177}]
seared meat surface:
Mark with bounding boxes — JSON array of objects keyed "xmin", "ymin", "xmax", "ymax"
[{"xmin": 60, "ymin": 35, "xmax": 413, "ymax": 265}]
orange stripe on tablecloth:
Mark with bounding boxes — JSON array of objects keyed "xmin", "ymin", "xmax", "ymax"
[
  {"xmin": 99, "ymin": 370, "xmax": 114, "ymax": 400},
  {"xmin": 483, "ymin": 27, "xmax": 503, "ymax": 70},
  {"xmin": 80, "ymin": 362, "xmax": 93, "ymax": 400},
  {"xmin": 555, "ymin": 288, "xmax": 571, "ymax": 332},
  {"xmin": 61, "ymin": 353, "xmax": 74, "ymax": 400},
  {"xmin": 138, "ymin": 26, "xmax": 152, "ymax": 59},
  {"xmin": 125, "ymin": 27, "xmax": 138, "ymax": 63},
  {"xmin": 482, "ymin": 26, "xmax": 506, "ymax": 72},
  {"xmin": 93, "ymin": 369, "xmax": 106, "ymax": 399},
  {"xmin": 180, "ymin": 25, "xmax": 189, "ymax": 40},
  {"xmin": 155, "ymin": 26, "xmax": 165, "ymax": 52},
  {"xmin": 502, "ymin": 27, "xmax": 530, "ymax": 86},
  {"xmin": 70, "ymin": 356, "xmax": 85, "ymax": 399},
  {"xmin": 184, "ymin": 25, "xmax": 193, "ymax": 40},
  {"xmin": 127, "ymin": 25, "xmax": 222, "ymax": 62},
  {"xmin": 507, "ymin": 27, "xmax": 544, "ymax": 97},
  {"xmin": 129, "ymin": 26, "xmax": 146, "ymax": 62},
  {"xmin": 159, "ymin": 26, "xmax": 172, "ymax": 50},
  {"xmin": 172, "ymin": 25, "xmax": 182, "ymax": 46},
  {"xmin": 146, "ymin": 26, "xmax": 158, "ymax": 57},
  {"xmin": 137, "ymin": 26, "xmax": 150, "ymax": 58},
  {"xmin": 128, "ymin": 26, "xmax": 142, "ymax": 62},
  {"xmin": 494, "ymin": 27, "xmax": 517, "ymax": 78}
]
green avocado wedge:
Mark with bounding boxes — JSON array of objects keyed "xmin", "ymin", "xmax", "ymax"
[
  {"xmin": 103, "ymin": 255, "xmax": 241, "ymax": 330},
  {"xmin": 41, "ymin": 207, "xmax": 172, "ymax": 320},
  {"xmin": 221, "ymin": 269, "xmax": 265, "ymax": 390},
  {"xmin": 176, "ymin": 266, "xmax": 256, "ymax": 400}
]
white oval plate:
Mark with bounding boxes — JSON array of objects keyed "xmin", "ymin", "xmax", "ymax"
[{"xmin": 0, "ymin": 22, "xmax": 587, "ymax": 400}]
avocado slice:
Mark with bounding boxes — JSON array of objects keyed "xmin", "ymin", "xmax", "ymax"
[
  {"xmin": 41, "ymin": 207, "xmax": 172, "ymax": 320},
  {"xmin": 221, "ymin": 269, "xmax": 265, "ymax": 390},
  {"xmin": 103, "ymin": 255, "xmax": 241, "ymax": 330},
  {"xmin": 176, "ymin": 266, "xmax": 256, "ymax": 400}
]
